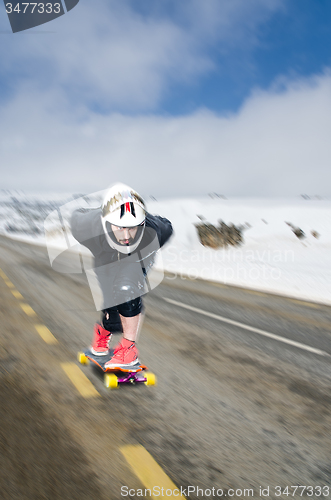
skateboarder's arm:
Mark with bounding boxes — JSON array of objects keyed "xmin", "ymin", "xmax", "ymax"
[
  {"xmin": 70, "ymin": 207, "xmax": 104, "ymax": 253},
  {"xmin": 145, "ymin": 213, "xmax": 173, "ymax": 248}
]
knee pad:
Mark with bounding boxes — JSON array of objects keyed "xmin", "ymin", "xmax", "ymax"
[
  {"xmin": 117, "ymin": 294, "xmax": 143, "ymax": 318},
  {"xmin": 113, "ymin": 277, "xmax": 141, "ymax": 304},
  {"xmin": 101, "ymin": 307, "xmax": 123, "ymax": 332},
  {"xmin": 113, "ymin": 271, "xmax": 144, "ymax": 317}
]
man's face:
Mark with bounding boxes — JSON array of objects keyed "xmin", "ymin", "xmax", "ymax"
[{"xmin": 111, "ymin": 225, "xmax": 138, "ymax": 245}]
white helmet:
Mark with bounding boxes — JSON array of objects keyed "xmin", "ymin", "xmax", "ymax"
[{"xmin": 101, "ymin": 183, "xmax": 146, "ymax": 254}]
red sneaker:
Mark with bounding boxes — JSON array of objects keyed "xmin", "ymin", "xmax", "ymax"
[
  {"xmin": 104, "ymin": 338, "xmax": 139, "ymax": 368},
  {"xmin": 90, "ymin": 324, "xmax": 111, "ymax": 355}
]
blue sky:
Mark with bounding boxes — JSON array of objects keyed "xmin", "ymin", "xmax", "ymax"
[
  {"xmin": 1, "ymin": 0, "xmax": 331, "ymax": 197},
  {"xmin": 162, "ymin": 0, "xmax": 331, "ymax": 115}
]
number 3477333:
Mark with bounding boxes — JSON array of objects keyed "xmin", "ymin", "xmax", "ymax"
[{"xmin": 5, "ymin": 3, "xmax": 61, "ymax": 14}]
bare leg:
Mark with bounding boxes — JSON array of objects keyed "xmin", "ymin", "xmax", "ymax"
[
  {"xmin": 120, "ymin": 313, "xmax": 143, "ymax": 342},
  {"xmin": 104, "ymin": 312, "xmax": 142, "ymax": 367}
]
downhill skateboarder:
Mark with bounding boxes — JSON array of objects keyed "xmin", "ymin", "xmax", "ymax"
[{"xmin": 71, "ymin": 182, "xmax": 173, "ymax": 370}]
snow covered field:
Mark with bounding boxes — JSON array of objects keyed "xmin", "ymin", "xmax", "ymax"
[
  {"xmin": 1, "ymin": 191, "xmax": 330, "ymax": 306},
  {"xmin": 150, "ymin": 197, "xmax": 331, "ymax": 305}
]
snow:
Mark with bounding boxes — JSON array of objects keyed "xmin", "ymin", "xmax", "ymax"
[
  {"xmin": 0, "ymin": 191, "xmax": 330, "ymax": 306},
  {"xmin": 147, "ymin": 197, "xmax": 331, "ymax": 306}
]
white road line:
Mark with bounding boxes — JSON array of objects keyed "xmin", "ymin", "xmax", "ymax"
[{"xmin": 164, "ymin": 297, "xmax": 330, "ymax": 357}]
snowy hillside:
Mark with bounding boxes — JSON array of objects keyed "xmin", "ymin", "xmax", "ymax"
[
  {"xmin": 0, "ymin": 190, "xmax": 330, "ymax": 305},
  {"xmin": 149, "ymin": 197, "xmax": 331, "ymax": 305}
]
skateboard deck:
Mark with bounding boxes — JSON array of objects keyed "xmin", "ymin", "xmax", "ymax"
[{"xmin": 77, "ymin": 349, "xmax": 156, "ymax": 389}]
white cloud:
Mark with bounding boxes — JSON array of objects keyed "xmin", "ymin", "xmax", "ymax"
[
  {"xmin": 173, "ymin": 0, "xmax": 285, "ymax": 43},
  {"xmin": 1, "ymin": 71, "xmax": 330, "ymax": 197},
  {"xmin": 0, "ymin": 0, "xmax": 285, "ymax": 111},
  {"xmin": 2, "ymin": 0, "xmax": 327, "ymax": 198}
]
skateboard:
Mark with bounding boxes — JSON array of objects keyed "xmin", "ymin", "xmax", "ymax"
[{"xmin": 77, "ymin": 349, "xmax": 156, "ymax": 389}]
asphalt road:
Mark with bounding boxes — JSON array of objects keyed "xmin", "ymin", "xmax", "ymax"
[{"xmin": 0, "ymin": 234, "xmax": 331, "ymax": 500}]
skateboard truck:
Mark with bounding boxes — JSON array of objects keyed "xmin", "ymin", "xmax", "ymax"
[{"xmin": 77, "ymin": 351, "xmax": 156, "ymax": 390}]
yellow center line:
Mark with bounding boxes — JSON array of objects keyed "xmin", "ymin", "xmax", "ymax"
[
  {"xmin": 19, "ymin": 302, "xmax": 37, "ymax": 317},
  {"xmin": 0, "ymin": 269, "xmax": 15, "ymax": 288},
  {"xmin": 0, "ymin": 267, "xmax": 101, "ymax": 399},
  {"xmin": 34, "ymin": 324, "xmax": 58, "ymax": 345},
  {"xmin": 0, "ymin": 269, "xmax": 7, "ymax": 279},
  {"xmin": 2, "ymin": 267, "xmax": 186, "ymax": 494},
  {"xmin": 121, "ymin": 445, "xmax": 186, "ymax": 499},
  {"xmin": 4, "ymin": 279, "xmax": 15, "ymax": 288},
  {"xmin": 11, "ymin": 289, "xmax": 24, "ymax": 299},
  {"xmin": 61, "ymin": 362, "xmax": 100, "ymax": 398},
  {"xmin": 0, "ymin": 275, "xmax": 59, "ymax": 344}
]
